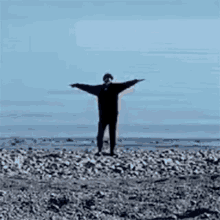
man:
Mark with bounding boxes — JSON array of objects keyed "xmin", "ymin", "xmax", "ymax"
[{"xmin": 70, "ymin": 73, "xmax": 145, "ymax": 157}]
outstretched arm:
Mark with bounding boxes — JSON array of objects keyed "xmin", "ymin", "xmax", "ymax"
[
  {"xmin": 136, "ymin": 79, "xmax": 145, "ymax": 83},
  {"xmin": 69, "ymin": 83, "xmax": 100, "ymax": 96},
  {"xmin": 70, "ymin": 83, "xmax": 78, "ymax": 88},
  {"xmin": 115, "ymin": 79, "xmax": 145, "ymax": 94}
]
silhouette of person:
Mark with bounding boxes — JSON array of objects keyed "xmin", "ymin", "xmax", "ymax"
[{"xmin": 70, "ymin": 73, "xmax": 145, "ymax": 156}]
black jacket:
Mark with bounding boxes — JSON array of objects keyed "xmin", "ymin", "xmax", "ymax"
[{"xmin": 75, "ymin": 79, "xmax": 138, "ymax": 120}]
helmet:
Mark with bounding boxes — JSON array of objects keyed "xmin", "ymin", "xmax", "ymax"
[{"xmin": 103, "ymin": 73, "xmax": 113, "ymax": 82}]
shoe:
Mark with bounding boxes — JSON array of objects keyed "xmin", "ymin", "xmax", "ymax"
[
  {"xmin": 95, "ymin": 152, "xmax": 102, "ymax": 156},
  {"xmin": 110, "ymin": 153, "xmax": 118, "ymax": 157}
]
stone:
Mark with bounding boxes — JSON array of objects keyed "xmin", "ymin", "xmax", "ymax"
[{"xmin": 162, "ymin": 158, "xmax": 173, "ymax": 166}]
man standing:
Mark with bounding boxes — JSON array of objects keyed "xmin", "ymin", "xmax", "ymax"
[{"xmin": 70, "ymin": 73, "xmax": 144, "ymax": 157}]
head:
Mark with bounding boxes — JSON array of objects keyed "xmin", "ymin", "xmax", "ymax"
[{"xmin": 103, "ymin": 73, "xmax": 113, "ymax": 84}]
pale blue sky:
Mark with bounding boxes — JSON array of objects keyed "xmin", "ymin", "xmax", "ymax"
[{"xmin": 0, "ymin": 0, "xmax": 219, "ymax": 128}]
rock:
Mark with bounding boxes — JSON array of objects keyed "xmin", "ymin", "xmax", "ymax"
[
  {"xmin": 127, "ymin": 163, "xmax": 135, "ymax": 170},
  {"xmin": 84, "ymin": 160, "xmax": 96, "ymax": 169},
  {"xmin": 175, "ymin": 160, "xmax": 181, "ymax": 165},
  {"xmin": 95, "ymin": 191, "xmax": 105, "ymax": 198},
  {"xmin": 0, "ymin": 190, "xmax": 6, "ymax": 197},
  {"xmin": 135, "ymin": 163, "xmax": 143, "ymax": 171},
  {"xmin": 14, "ymin": 138, "xmax": 20, "ymax": 143},
  {"xmin": 32, "ymin": 139, "xmax": 37, "ymax": 143},
  {"xmin": 162, "ymin": 158, "xmax": 173, "ymax": 166},
  {"xmin": 66, "ymin": 138, "xmax": 73, "ymax": 142}
]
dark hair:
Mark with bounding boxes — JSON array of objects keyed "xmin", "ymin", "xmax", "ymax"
[{"xmin": 103, "ymin": 73, "xmax": 113, "ymax": 82}]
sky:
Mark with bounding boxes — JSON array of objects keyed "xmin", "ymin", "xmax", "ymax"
[{"xmin": 0, "ymin": 0, "xmax": 220, "ymax": 136}]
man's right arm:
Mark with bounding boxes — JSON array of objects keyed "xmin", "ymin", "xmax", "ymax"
[
  {"xmin": 70, "ymin": 83, "xmax": 78, "ymax": 88},
  {"xmin": 70, "ymin": 83, "xmax": 101, "ymax": 96}
]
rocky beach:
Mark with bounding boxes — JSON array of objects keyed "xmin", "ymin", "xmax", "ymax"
[{"xmin": 0, "ymin": 138, "xmax": 220, "ymax": 219}]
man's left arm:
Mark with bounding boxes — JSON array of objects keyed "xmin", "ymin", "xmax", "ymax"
[{"xmin": 115, "ymin": 79, "xmax": 145, "ymax": 94}]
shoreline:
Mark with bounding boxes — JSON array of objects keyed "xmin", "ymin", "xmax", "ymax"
[{"xmin": 0, "ymin": 136, "xmax": 220, "ymax": 153}]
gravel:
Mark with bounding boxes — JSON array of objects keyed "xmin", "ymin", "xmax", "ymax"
[{"xmin": 0, "ymin": 147, "xmax": 220, "ymax": 219}]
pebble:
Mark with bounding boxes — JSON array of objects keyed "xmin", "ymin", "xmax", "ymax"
[{"xmin": 0, "ymin": 147, "xmax": 220, "ymax": 180}]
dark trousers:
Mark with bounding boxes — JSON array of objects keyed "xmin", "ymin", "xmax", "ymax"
[{"xmin": 96, "ymin": 116, "xmax": 117, "ymax": 154}]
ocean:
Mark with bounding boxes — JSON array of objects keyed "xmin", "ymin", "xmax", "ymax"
[{"xmin": 0, "ymin": 124, "xmax": 219, "ymax": 139}]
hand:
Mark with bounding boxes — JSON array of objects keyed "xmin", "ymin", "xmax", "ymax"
[
  {"xmin": 136, "ymin": 79, "xmax": 145, "ymax": 83},
  {"xmin": 70, "ymin": 83, "xmax": 78, "ymax": 88}
]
